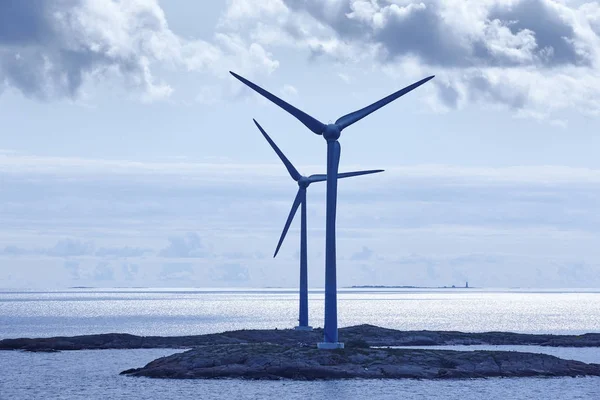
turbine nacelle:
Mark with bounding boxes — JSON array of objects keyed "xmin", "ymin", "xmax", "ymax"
[
  {"xmin": 297, "ymin": 176, "xmax": 310, "ymax": 188},
  {"xmin": 323, "ymin": 124, "xmax": 341, "ymax": 141}
]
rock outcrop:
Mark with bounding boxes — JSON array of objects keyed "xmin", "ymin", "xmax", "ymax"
[
  {"xmin": 4, "ymin": 325, "xmax": 600, "ymax": 380},
  {"xmin": 2, "ymin": 324, "xmax": 599, "ymax": 352},
  {"xmin": 120, "ymin": 344, "xmax": 600, "ymax": 380}
]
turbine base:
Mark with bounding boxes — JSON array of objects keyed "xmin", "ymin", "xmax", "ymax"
[
  {"xmin": 317, "ymin": 342, "xmax": 344, "ymax": 350},
  {"xmin": 294, "ymin": 325, "xmax": 313, "ymax": 331}
]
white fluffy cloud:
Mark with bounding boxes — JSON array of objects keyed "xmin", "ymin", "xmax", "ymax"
[
  {"xmin": 2, "ymin": 1, "xmax": 598, "ymax": 116},
  {"xmin": 221, "ymin": 0, "xmax": 600, "ymax": 118},
  {"xmin": 0, "ymin": 0, "xmax": 279, "ymax": 101},
  {"xmin": 0, "ymin": 0, "xmax": 175, "ymax": 100}
]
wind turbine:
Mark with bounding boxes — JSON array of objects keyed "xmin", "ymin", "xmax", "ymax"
[
  {"xmin": 232, "ymin": 71, "xmax": 434, "ymax": 349},
  {"xmin": 253, "ymin": 119, "xmax": 383, "ymax": 331}
]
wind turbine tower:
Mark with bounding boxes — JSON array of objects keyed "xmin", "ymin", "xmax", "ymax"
[
  {"xmin": 254, "ymin": 119, "xmax": 382, "ymax": 330},
  {"xmin": 232, "ymin": 71, "xmax": 434, "ymax": 349}
]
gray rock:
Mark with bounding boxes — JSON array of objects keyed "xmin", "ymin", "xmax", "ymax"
[
  {"xmin": 3, "ymin": 325, "xmax": 600, "ymax": 352},
  {"xmin": 120, "ymin": 344, "xmax": 600, "ymax": 380}
]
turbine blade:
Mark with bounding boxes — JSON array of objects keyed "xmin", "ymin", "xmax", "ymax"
[
  {"xmin": 230, "ymin": 71, "xmax": 326, "ymax": 135},
  {"xmin": 337, "ymin": 169, "xmax": 384, "ymax": 179},
  {"xmin": 307, "ymin": 169, "xmax": 384, "ymax": 183},
  {"xmin": 253, "ymin": 119, "xmax": 302, "ymax": 181},
  {"xmin": 274, "ymin": 189, "xmax": 303, "ymax": 257},
  {"xmin": 335, "ymin": 76, "xmax": 435, "ymax": 131},
  {"xmin": 307, "ymin": 174, "xmax": 327, "ymax": 183}
]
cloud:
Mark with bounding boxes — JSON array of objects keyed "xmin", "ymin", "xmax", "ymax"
[
  {"xmin": 281, "ymin": 84, "xmax": 298, "ymax": 97},
  {"xmin": 121, "ymin": 263, "xmax": 139, "ymax": 280},
  {"xmin": 489, "ymin": 0, "xmax": 583, "ymax": 64},
  {"xmin": 0, "ymin": 1, "xmax": 279, "ymax": 101},
  {"xmin": 212, "ymin": 263, "xmax": 250, "ymax": 282},
  {"xmin": 370, "ymin": 252, "xmax": 600, "ymax": 288},
  {"xmin": 1, "ymin": 152, "xmax": 600, "ymax": 288},
  {"xmin": 221, "ymin": 251, "xmax": 267, "ymax": 260},
  {"xmin": 46, "ymin": 238, "xmax": 94, "ymax": 257},
  {"xmin": 3, "ymin": 0, "xmax": 597, "ymax": 117},
  {"xmin": 0, "ymin": 152, "xmax": 290, "ymax": 182},
  {"xmin": 0, "ymin": 239, "xmax": 150, "ymax": 260},
  {"xmin": 277, "ymin": 0, "xmax": 598, "ymax": 67},
  {"xmin": 64, "ymin": 260, "xmax": 81, "ymax": 280},
  {"xmin": 350, "ymin": 245, "xmax": 374, "ymax": 261},
  {"xmin": 93, "ymin": 262, "xmax": 114, "ymax": 281},
  {"xmin": 0, "ymin": 245, "xmax": 29, "ymax": 256},
  {"xmin": 224, "ymin": 0, "xmax": 600, "ymax": 118},
  {"xmin": 159, "ymin": 262, "xmax": 194, "ymax": 281},
  {"xmin": 7, "ymin": 152, "xmax": 600, "ymax": 185},
  {"xmin": 95, "ymin": 246, "xmax": 150, "ymax": 258},
  {"xmin": 159, "ymin": 232, "xmax": 209, "ymax": 258},
  {"xmin": 556, "ymin": 261, "xmax": 599, "ymax": 286},
  {"xmin": 0, "ymin": 0, "xmax": 177, "ymax": 100}
]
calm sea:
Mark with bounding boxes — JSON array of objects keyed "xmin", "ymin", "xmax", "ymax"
[{"xmin": 1, "ymin": 288, "xmax": 600, "ymax": 399}]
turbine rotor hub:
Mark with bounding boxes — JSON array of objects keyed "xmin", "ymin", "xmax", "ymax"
[
  {"xmin": 323, "ymin": 124, "xmax": 341, "ymax": 141},
  {"xmin": 298, "ymin": 176, "xmax": 310, "ymax": 188}
]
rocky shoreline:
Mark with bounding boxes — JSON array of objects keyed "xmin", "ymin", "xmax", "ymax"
[
  {"xmin": 3, "ymin": 325, "xmax": 600, "ymax": 380},
  {"xmin": 2, "ymin": 324, "xmax": 600, "ymax": 352},
  {"xmin": 120, "ymin": 343, "xmax": 600, "ymax": 380}
]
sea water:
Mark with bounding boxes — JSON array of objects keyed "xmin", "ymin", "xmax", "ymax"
[{"xmin": 1, "ymin": 288, "xmax": 599, "ymax": 399}]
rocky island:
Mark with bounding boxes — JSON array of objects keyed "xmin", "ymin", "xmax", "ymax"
[
  {"xmin": 3, "ymin": 325, "xmax": 600, "ymax": 380},
  {"xmin": 120, "ymin": 343, "xmax": 600, "ymax": 380},
  {"xmin": 3, "ymin": 324, "xmax": 600, "ymax": 351}
]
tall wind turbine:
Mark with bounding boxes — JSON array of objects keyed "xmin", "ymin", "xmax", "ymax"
[
  {"xmin": 254, "ymin": 119, "xmax": 383, "ymax": 331},
  {"xmin": 232, "ymin": 71, "xmax": 434, "ymax": 349}
]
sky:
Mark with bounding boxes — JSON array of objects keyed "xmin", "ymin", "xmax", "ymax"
[{"xmin": 1, "ymin": 0, "xmax": 600, "ymax": 289}]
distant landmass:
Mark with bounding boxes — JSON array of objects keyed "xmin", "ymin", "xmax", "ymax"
[{"xmin": 348, "ymin": 284, "xmax": 474, "ymax": 289}]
